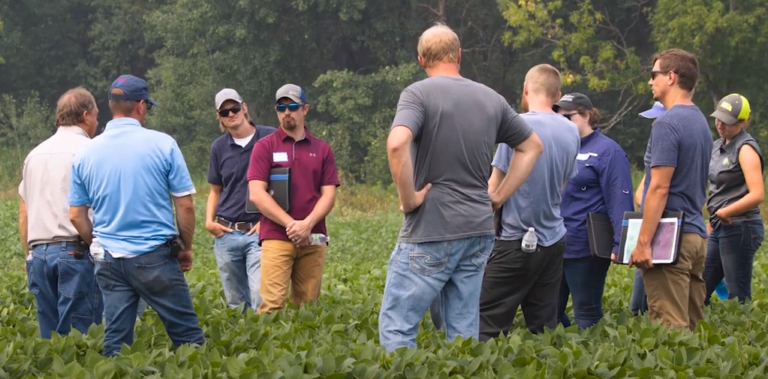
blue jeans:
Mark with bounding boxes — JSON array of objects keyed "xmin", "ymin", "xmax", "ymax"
[
  {"xmin": 703, "ymin": 220, "xmax": 765, "ymax": 305},
  {"xmin": 26, "ymin": 242, "xmax": 103, "ymax": 339},
  {"xmin": 93, "ymin": 246, "xmax": 205, "ymax": 357},
  {"xmin": 557, "ymin": 256, "xmax": 610, "ymax": 329},
  {"xmin": 630, "ymin": 268, "xmax": 648, "ymax": 315},
  {"xmin": 378, "ymin": 236, "xmax": 493, "ymax": 352},
  {"xmin": 105, "ymin": 298, "xmax": 147, "ymax": 320},
  {"xmin": 213, "ymin": 231, "xmax": 262, "ymax": 310}
]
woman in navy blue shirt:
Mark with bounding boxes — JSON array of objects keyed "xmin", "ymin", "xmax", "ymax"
[{"xmin": 554, "ymin": 93, "xmax": 636, "ymax": 329}]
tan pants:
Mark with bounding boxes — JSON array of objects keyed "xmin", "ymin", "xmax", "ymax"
[
  {"xmin": 257, "ymin": 239, "xmax": 327, "ymax": 314},
  {"xmin": 642, "ymin": 233, "xmax": 707, "ymax": 330}
]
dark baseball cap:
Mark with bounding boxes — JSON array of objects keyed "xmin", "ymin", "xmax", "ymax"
[
  {"xmin": 553, "ymin": 92, "xmax": 593, "ymax": 112},
  {"xmin": 710, "ymin": 93, "xmax": 751, "ymax": 125},
  {"xmin": 107, "ymin": 74, "xmax": 158, "ymax": 107}
]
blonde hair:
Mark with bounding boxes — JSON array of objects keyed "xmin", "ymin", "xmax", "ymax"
[
  {"xmin": 524, "ymin": 64, "xmax": 562, "ymax": 101},
  {"xmin": 218, "ymin": 107, "xmax": 252, "ymax": 132},
  {"xmin": 417, "ymin": 23, "xmax": 461, "ymax": 68}
]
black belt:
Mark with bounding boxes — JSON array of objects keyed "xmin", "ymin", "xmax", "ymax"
[{"xmin": 216, "ymin": 217, "xmax": 255, "ymax": 232}]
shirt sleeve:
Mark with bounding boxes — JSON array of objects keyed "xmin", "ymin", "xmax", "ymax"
[
  {"xmin": 391, "ymin": 86, "xmax": 425, "ymax": 139},
  {"xmin": 321, "ymin": 144, "xmax": 341, "ymax": 187},
  {"xmin": 567, "ymin": 135, "xmax": 580, "ymax": 180},
  {"xmin": 247, "ymin": 139, "xmax": 271, "ymax": 182},
  {"xmin": 207, "ymin": 142, "xmax": 222, "ymax": 186},
  {"xmin": 599, "ymin": 147, "xmax": 636, "ymax": 254},
  {"xmin": 167, "ymin": 140, "xmax": 196, "ymax": 197},
  {"xmin": 491, "ymin": 143, "xmax": 513, "ymax": 174},
  {"xmin": 68, "ymin": 158, "xmax": 91, "ymax": 207},
  {"xmin": 649, "ymin": 119, "xmax": 681, "ymax": 168},
  {"xmin": 496, "ymin": 103, "xmax": 533, "ymax": 147}
]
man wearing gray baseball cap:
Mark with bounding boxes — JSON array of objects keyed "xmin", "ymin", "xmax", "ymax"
[
  {"xmin": 206, "ymin": 87, "xmax": 276, "ymax": 313},
  {"xmin": 246, "ymin": 83, "xmax": 340, "ymax": 314}
]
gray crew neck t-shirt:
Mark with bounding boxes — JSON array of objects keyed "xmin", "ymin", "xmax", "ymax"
[
  {"xmin": 493, "ymin": 112, "xmax": 580, "ymax": 246},
  {"xmin": 391, "ymin": 75, "xmax": 534, "ymax": 244}
]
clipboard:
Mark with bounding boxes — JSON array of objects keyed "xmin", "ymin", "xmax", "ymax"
[
  {"xmin": 616, "ymin": 210, "xmax": 685, "ymax": 265},
  {"xmin": 245, "ymin": 167, "xmax": 291, "ymax": 214},
  {"xmin": 586, "ymin": 213, "xmax": 614, "ymax": 259}
]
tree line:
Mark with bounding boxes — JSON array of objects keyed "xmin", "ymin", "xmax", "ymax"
[{"xmin": 0, "ymin": 0, "xmax": 766, "ymax": 186}]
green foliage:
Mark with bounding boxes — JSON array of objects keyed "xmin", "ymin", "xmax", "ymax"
[
  {"xmin": 312, "ymin": 64, "xmax": 425, "ymax": 184},
  {"xmin": 0, "ymin": 93, "xmax": 54, "ymax": 184},
  {"xmin": 2, "ymin": 191, "xmax": 768, "ymax": 376}
]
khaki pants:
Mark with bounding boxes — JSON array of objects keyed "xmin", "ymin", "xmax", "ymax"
[
  {"xmin": 642, "ymin": 233, "xmax": 707, "ymax": 330},
  {"xmin": 257, "ymin": 239, "xmax": 327, "ymax": 314}
]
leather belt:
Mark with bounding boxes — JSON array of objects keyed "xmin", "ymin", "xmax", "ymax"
[{"xmin": 216, "ymin": 217, "xmax": 255, "ymax": 232}]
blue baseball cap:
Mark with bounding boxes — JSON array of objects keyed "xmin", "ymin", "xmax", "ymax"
[
  {"xmin": 639, "ymin": 101, "xmax": 665, "ymax": 119},
  {"xmin": 107, "ymin": 74, "xmax": 158, "ymax": 107},
  {"xmin": 275, "ymin": 84, "xmax": 308, "ymax": 105}
]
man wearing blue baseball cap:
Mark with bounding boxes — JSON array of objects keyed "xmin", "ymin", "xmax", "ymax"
[
  {"xmin": 628, "ymin": 100, "xmax": 667, "ymax": 317},
  {"xmin": 69, "ymin": 74, "xmax": 205, "ymax": 357}
]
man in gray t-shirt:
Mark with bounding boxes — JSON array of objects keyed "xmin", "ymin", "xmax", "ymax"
[
  {"xmin": 378, "ymin": 23, "xmax": 543, "ymax": 353},
  {"xmin": 478, "ymin": 64, "xmax": 580, "ymax": 340}
]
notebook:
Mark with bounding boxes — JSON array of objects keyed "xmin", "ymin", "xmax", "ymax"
[
  {"xmin": 245, "ymin": 167, "xmax": 291, "ymax": 214},
  {"xmin": 616, "ymin": 211, "xmax": 685, "ymax": 265},
  {"xmin": 586, "ymin": 213, "xmax": 614, "ymax": 259}
]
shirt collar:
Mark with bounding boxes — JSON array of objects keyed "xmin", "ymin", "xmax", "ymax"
[
  {"xmin": 226, "ymin": 122, "xmax": 258, "ymax": 148},
  {"xmin": 581, "ymin": 127, "xmax": 601, "ymax": 144},
  {"xmin": 56, "ymin": 126, "xmax": 90, "ymax": 139},
  {"xmin": 720, "ymin": 129, "xmax": 748, "ymax": 152},
  {"xmin": 104, "ymin": 117, "xmax": 143, "ymax": 132},
  {"xmin": 276, "ymin": 124, "xmax": 312, "ymax": 143}
]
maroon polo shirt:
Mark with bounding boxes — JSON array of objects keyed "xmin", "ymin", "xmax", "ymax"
[{"xmin": 246, "ymin": 126, "xmax": 340, "ymax": 243}]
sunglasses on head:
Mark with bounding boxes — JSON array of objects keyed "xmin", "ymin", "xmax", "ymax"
[
  {"xmin": 218, "ymin": 105, "xmax": 242, "ymax": 117},
  {"xmin": 276, "ymin": 103, "xmax": 302, "ymax": 113}
]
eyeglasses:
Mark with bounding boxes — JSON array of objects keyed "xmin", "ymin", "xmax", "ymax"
[
  {"xmin": 138, "ymin": 100, "xmax": 153, "ymax": 111},
  {"xmin": 562, "ymin": 113, "xmax": 577, "ymax": 120},
  {"xmin": 650, "ymin": 70, "xmax": 674, "ymax": 80},
  {"xmin": 276, "ymin": 103, "xmax": 302, "ymax": 113},
  {"xmin": 218, "ymin": 106, "xmax": 242, "ymax": 117}
]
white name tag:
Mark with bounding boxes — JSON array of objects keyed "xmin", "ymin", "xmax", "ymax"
[
  {"xmin": 576, "ymin": 153, "xmax": 590, "ymax": 161},
  {"xmin": 273, "ymin": 152, "xmax": 288, "ymax": 162}
]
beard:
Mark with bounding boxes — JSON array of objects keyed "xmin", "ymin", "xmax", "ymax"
[
  {"xmin": 520, "ymin": 94, "xmax": 529, "ymax": 113},
  {"xmin": 281, "ymin": 117, "xmax": 297, "ymax": 131}
]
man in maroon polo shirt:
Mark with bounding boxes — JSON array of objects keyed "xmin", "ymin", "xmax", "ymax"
[{"xmin": 247, "ymin": 83, "xmax": 340, "ymax": 314}]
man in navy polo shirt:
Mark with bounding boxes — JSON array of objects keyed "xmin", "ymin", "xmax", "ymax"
[
  {"xmin": 69, "ymin": 74, "xmax": 205, "ymax": 357},
  {"xmin": 206, "ymin": 88, "xmax": 276, "ymax": 312},
  {"xmin": 247, "ymin": 84, "xmax": 340, "ymax": 314}
]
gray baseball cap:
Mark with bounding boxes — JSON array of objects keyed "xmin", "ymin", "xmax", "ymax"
[
  {"xmin": 275, "ymin": 84, "xmax": 307, "ymax": 104},
  {"xmin": 214, "ymin": 88, "xmax": 243, "ymax": 110}
]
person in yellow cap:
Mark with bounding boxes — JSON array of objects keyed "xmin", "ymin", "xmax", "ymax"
[{"xmin": 703, "ymin": 93, "xmax": 765, "ymax": 305}]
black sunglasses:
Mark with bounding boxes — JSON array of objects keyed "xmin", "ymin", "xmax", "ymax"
[
  {"xmin": 218, "ymin": 105, "xmax": 242, "ymax": 117},
  {"xmin": 561, "ymin": 113, "xmax": 577, "ymax": 120},
  {"xmin": 276, "ymin": 103, "xmax": 301, "ymax": 113},
  {"xmin": 137, "ymin": 100, "xmax": 153, "ymax": 111}
]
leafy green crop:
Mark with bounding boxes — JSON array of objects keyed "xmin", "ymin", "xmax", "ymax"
[{"xmin": 1, "ymin": 196, "xmax": 768, "ymax": 378}]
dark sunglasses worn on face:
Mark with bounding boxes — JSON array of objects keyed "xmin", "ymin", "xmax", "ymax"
[
  {"xmin": 218, "ymin": 106, "xmax": 242, "ymax": 117},
  {"xmin": 562, "ymin": 113, "xmax": 576, "ymax": 120},
  {"xmin": 276, "ymin": 103, "xmax": 301, "ymax": 113},
  {"xmin": 137, "ymin": 100, "xmax": 153, "ymax": 111}
]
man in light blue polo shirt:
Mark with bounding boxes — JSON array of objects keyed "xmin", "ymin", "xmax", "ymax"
[{"xmin": 68, "ymin": 74, "xmax": 205, "ymax": 357}]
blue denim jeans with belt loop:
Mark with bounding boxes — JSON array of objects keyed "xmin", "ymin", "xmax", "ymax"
[
  {"xmin": 93, "ymin": 245, "xmax": 205, "ymax": 357},
  {"xmin": 26, "ymin": 241, "xmax": 103, "ymax": 339},
  {"xmin": 213, "ymin": 230, "xmax": 262, "ymax": 311},
  {"xmin": 378, "ymin": 236, "xmax": 493, "ymax": 352},
  {"xmin": 703, "ymin": 219, "xmax": 765, "ymax": 305}
]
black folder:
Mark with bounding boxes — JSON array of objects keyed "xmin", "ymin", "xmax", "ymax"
[
  {"xmin": 245, "ymin": 167, "xmax": 291, "ymax": 214},
  {"xmin": 616, "ymin": 211, "xmax": 685, "ymax": 265},
  {"xmin": 587, "ymin": 213, "xmax": 614, "ymax": 259}
]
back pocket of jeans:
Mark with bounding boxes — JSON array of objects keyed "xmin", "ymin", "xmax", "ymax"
[{"xmin": 408, "ymin": 244, "xmax": 449, "ymax": 276}]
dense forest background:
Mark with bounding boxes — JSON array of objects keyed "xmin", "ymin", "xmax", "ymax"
[{"xmin": 0, "ymin": 0, "xmax": 766, "ymax": 187}]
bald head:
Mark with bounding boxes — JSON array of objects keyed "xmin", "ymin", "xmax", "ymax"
[
  {"xmin": 524, "ymin": 64, "xmax": 562, "ymax": 101},
  {"xmin": 54, "ymin": 87, "xmax": 97, "ymax": 127},
  {"xmin": 417, "ymin": 23, "xmax": 461, "ymax": 68}
]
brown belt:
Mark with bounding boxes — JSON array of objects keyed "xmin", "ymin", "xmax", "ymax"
[{"xmin": 216, "ymin": 218, "xmax": 255, "ymax": 232}]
